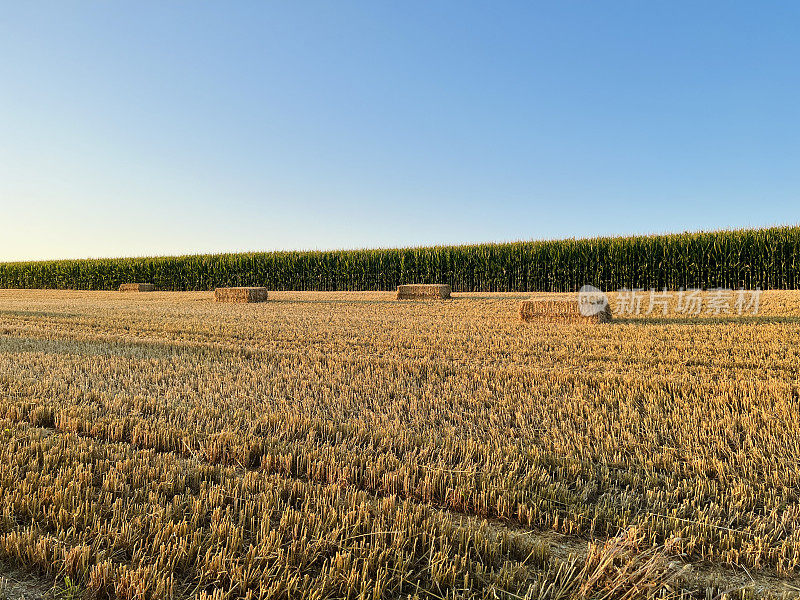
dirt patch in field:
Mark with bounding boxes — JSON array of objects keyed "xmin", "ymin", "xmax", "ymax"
[{"xmin": 0, "ymin": 563, "xmax": 50, "ymax": 599}]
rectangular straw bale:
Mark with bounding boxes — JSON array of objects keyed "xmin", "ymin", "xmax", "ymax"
[
  {"xmin": 519, "ymin": 298, "xmax": 611, "ymax": 323},
  {"xmin": 396, "ymin": 284, "xmax": 452, "ymax": 300},
  {"xmin": 119, "ymin": 283, "xmax": 155, "ymax": 292},
  {"xmin": 214, "ymin": 287, "xmax": 268, "ymax": 303}
]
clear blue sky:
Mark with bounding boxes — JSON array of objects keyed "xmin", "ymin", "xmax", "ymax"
[{"xmin": 1, "ymin": 2, "xmax": 798, "ymax": 261}]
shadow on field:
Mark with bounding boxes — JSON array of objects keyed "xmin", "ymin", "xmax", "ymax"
[
  {"xmin": 611, "ymin": 315, "xmax": 800, "ymax": 326},
  {"xmin": 0, "ymin": 335, "xmax": 217, "ymax": 359},
  {"xmin": 267, "ymin": 298, "xmax": 399, "ymax": 305},
  {"xmin": 270, "ymin": 295, "xmax": 533, "ymax": 304},
  {"xmin": 456, "ymin": 294, "xmax": 533, "ymax": 300},
  {"xmin": 0, "ymin": 309, "xmax": 81, "ymax": 318}
]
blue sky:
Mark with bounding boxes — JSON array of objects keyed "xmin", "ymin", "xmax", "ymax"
[{"xmin": 1, "ymin": 2, "xmax": 798, "ymax": 261}]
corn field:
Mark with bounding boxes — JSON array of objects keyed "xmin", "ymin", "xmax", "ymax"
[
  {"xmin": 1, "ymin": 226, "xmax": 799, "ymax": 292},
  {"xmin": 0, "ymin": 289, "xmax": 798, "ymax": 598}
]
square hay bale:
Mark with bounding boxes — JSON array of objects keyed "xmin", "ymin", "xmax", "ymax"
[
  {"xmin": 214, "ymin": 287, "xmax": 268, "ymax": 303},
  {"xmin": 519, "ymin": 298, "xmax": 611, "ymax": 323},
  {"xmin": 119, "ymin": 283, "xmax": 155, "ymax": 292},
  {"xmin": 396, "ymin": 284, "xmax": 452, "ymax": 300}
]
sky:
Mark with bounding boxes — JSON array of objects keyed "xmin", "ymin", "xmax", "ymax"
[{"xmin": 1, "ymin": 2, "xmax": 799, "ymax": 262}]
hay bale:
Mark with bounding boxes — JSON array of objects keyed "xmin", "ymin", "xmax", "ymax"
[
  {"xmin": 396, "ymin": 284, "xmax": 452, "ymax": 300},
  {"xmin": 519, "ymin": 298, "xmax": 611, "ymax": 323},
  {"xmin": 214, "ymin": 287, "xmax": 268, "ymax": 303},
  {"xmin": 119, "ymin": 283, "xmax": 155, "ymax": 292}
]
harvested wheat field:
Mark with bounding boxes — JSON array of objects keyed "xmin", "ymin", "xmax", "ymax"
[{"xmin": 0, "ymin": 289, "xmax": 799, "ymax": 599}]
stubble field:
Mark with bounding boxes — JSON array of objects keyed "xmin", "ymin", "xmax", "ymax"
[{"xmin": 0, "ymin": 290, "xmax": 798, "ymax": 599}]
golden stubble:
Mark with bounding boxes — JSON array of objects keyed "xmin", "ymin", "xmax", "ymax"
[{"xmin": 0, "ymin": 289, "xmax": 797, "ymax": 599}]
